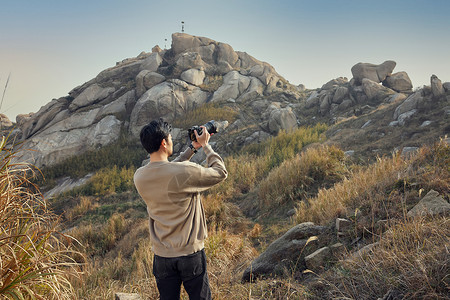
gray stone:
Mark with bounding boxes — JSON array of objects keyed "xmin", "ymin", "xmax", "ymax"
[
  {"xmin": 336, "ymin": 218, "xmax": 352, "ymax": 233},
  {"xmin": 69, "ymin": 84, "xmax": 115, "ymax": 111},
  {"xmin": 352, "ymin": 242, "xmax": 379, "ymax": 259},
  {"xmin": 330, "ymin": 243, "xmax": 345, "ymax": 256},
  {"xmin": 16, "ymin": 113, "xmax": 34, "ymax": 127},
  {"xmin": 0, "ymin": 113, "xmax": 13, "ymax": 127},
  {"xmin": 321, "ymin": 77, "xmax": 348, "ymax": 90},
  {"xmin": 305, "ymin": 247, "xmax": 331, "ymax": 270},
  {"xmin": 332, "ymin": 86, "xmax": 348, "ymax": 104},
  {"xmin": 383, "ymin": 71, "xmax": 413, "ymax": 92},
  {"xmin": 401, "ymin": 147, "xmax": 419, "ymax": 157},
  {"xmin": 140, "ymin": 52, "xmax": 162, "ymax": 72},
  {"xmin": 319, "ymin": 93, "xmax": 331, "ymax": 114},
  {"xmin": 115, "ymin": 293, "xmax": 142, "ymax": 300},
  {"xmin": 431, "ymin": 74, "xmax": 445, "ymax": 98},
  {"xmin": 129, "ymin": 82, "xmax": 208, "ymax": 137},
  {"xmin": 443, "ymin": 82, "xmax": 450, "ymax": 92},
  {"xmin": 420, "ymin": 121, "xmax": 432, "ymax": 127},
  {"xmin": 344, "ymin": 150, "xmax": 355, "ymax": 156},
  {"xmin": 338, "ymin": 99, "xmax": 353, "ymax": 111},
  {"xmin": 44, "ymin": 174, "xmax": 93, "ymax": 199},
  {"xmin": 211, "ymin": 71, "xmax": 251, "ymax": 102},
  {"xmin": 175, "ymin": 52, "xmax": 205, "ymax": 72},
  {"xmin": 351, "ymin": 61, "xmax": 396, "ymax": 84},
  {"xmin": 397, "ymin": 109, "xmax": 417, "ymax": 126},
  {"xmin": 407, "ymin": 190, "xmax": 450, "ymax": 217},
  {"xmin": 305, "ymin": 91, "xmax": 320, "ymax": 108},
  {"xmin": 181, "ymin": 68, "xmax": 205, "ymax": 86},
  {"xmin": 96, "ymin": 90, "xmax": 134, "ymax": 120},
  {"xmin": 361, "ymin": 120, "xmax": 372, "ymax": 129},
  {"xmin": 217, "ymin": 43, "xmax": 239, "ymax": 67},
  {"xmin": 242, "ymin": 222, "xmax": 326, "ymax": 281},
  {"xmin": 386, "ymin": 93, "xmax": 407, "ymax": 104},
  {"xmin": 362, "ymin": 78, "xmax": 394, "ymax": 102},
  {"xmin": 268, "ymin": 107, "xmax": 297, "ymax": 134},
  {"xmin": 171, "ymin": 32, "xmax": 215, "ymax": 56},
  {"xmin": 393, "ymin": 91, "xmax": 423, "ymax": 119}
]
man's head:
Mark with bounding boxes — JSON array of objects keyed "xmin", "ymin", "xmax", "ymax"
[{"xmin": 140, "ymin": 119, "xmax": 173, "ymax": 154}]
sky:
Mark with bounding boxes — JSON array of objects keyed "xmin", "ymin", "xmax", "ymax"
[{"xmin": 1, "ymin": 0, "xmax": 449, "ymax": 121}]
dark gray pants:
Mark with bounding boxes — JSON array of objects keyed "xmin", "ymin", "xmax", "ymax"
[{"xmin": 153, "ymin": 249, "xmax": 212, "ymax": 300}]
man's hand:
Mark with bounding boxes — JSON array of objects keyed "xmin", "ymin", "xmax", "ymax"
[{"xmin": 194, "ymin": 126, "xmax": 210, "ymax": 148}]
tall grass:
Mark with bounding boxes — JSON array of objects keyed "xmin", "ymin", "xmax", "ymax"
[
  {"xmin": 259, "ymin": 145, "xmax": 349, "ymax": 208},
  {"xmin": 0, "ymin": 136, "xmax": 84, "ymax": 299},
  {"xmin": 295, "ymin": 139, "xmax": 449, "ymax": 225},
  {"xmin": 322, "ymin": 217, "xmax": 449, "ymax": 299}
]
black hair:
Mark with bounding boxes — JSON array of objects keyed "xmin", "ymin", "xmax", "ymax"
[{"xmin": 139, "ymin": 118, "xmax": 172, "ymax": 154}]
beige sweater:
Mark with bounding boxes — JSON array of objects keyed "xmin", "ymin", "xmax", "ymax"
[{"xmin": 134, "ymin": 145, "xmax": 227, "ymax": 257}]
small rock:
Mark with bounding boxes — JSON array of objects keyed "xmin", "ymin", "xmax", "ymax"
[
  {"xmin": 407, "ymin": 190, "xmax": 450, "ymax": 217},
  {"xmin": 336, "ymin": 218, "xmax": 352, "ymax": 234},
  {"xmin": 401, "ymin": 147, "xmax": 419, "ymax": 157},
  {"xmin": 344, "ymin": 150, "xmax": 355, "ymax": 156},
  {"xmin": 420, "ymin": 121, "xmax": 432, "ymax": 127},
  {"xmin": 115, "ymin": 292, "xmax": 142, "ymax": 300},
  {"xmin": 305, "ymin": 247, "xmax": 331, "ymax": 270},
  {"xmin": 361, "ymin": 120, "xmax": 372, "ymax": 129}
]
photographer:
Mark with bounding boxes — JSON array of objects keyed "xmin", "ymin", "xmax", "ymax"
[{"xmin": 134, "ymin": 118, "xmax": 227, "ymax": 300}]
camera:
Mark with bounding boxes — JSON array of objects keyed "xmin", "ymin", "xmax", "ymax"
[{"xmin": 188, "ymin": 120, "xmax": 217, "ymax": 142}]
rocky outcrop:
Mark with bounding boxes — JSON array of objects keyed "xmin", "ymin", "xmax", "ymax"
[
  {"xmin": 13, "ymin": 33, "xmax": 296, "ymax": 168},
  {"xmin": 0, "ymin": 114, "xmax": 13, "ymax": 128},
  {"xmin": 351, "ymin": 61, "xmax": 396, "ymax": 84},
  {"xmin": 431, "ymin": 74, "xmax": 445, "ymax": 98},
  {"xmin": 242, "ymin": 222, "xmax": 326, "ymax": 281},
  {"xmin": 129, "ymin": 81, "xmax": 208, "ymax": 137}
]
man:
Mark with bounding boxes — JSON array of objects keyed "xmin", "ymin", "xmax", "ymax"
[{"xmin": 134, "ymin": 118, "xmax": 227, "ymax": 300}]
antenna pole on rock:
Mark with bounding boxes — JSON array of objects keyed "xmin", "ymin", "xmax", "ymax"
[{"xmin": 181, "ymin": 21, "xmax": 185, "ymax": 33}]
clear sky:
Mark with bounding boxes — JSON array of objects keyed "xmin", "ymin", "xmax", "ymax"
[{"xmin": 1, "ymin": 0, "xmax": 449, "ymax": 121}]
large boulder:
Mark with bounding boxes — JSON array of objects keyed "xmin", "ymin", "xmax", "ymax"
[
  {"xmin": 129, "ymin": 81, "xmax": 208, "ymax": 137},
  {"xmin": 17, "ymin": 115, "xmax": 122, "ymax": 167},
  {"xmin": 361, "ymin": 78, "xmax": 395, "ymax": 103},
  {"xmin": 242, "ymin": 222, "xmax": 326, "ymax": 281},
  {"xmin": 0, "ymin": 114, "xmax": 13, "ymax": 127},
  {"xmin": 393, "ymin": 91, "xmax": 423, "ymax": 119},
  {"xmin": 69, "ymin": 84, "xmax": 115, "ymax": 111},
  {"xmin": 171, "ymin": 32, "xmax": 215, "ymax": 55},
  {"xmin": 21, "ymin": 98, "xmax": 70, "ymax": 139},
  {"xmin": 268, "ymin": 107, "xmax": 298, "ymax": 134},
  {"xmin": 383, "ymin": 71, "xmax": 413, "ymax": 92},
  {"xmin": 305, "ymin": 91, "xmax": 320, "ymax": 108},
  {"xmin": 321, "ymin": 77, "xmax": 348, "ymax": 90},
  {"xmin": 332, "ymin": 86, "xmax": 349, "ymax": 104},
  {"xmin": 140, "ymin": 52, "xmax": 162, "ymax": 72},
  {"xmin": 211, "ymin": 71, "xmax": 251, "ymax": 102},
  {"xmin": 431, "ymin": 74, "xmax": 445, "ymax": 98},
  {"xmin": 136, "ymin": 71, "xmax": 165, "ymax": 97},
  {"xmin": 180, "ymin": 68, "xmax": 205, "ymax": 86},
  {"xmin": 351, "ymin": 61, "xmax": 396, "ymax": 84}
]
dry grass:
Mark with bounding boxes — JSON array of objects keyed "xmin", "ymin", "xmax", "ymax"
[
  {"xmin": 295, "ymin": 139, "xmax": 449, "ymax": 226},
  {"xmin": 320, "ymin": 217, "xmax": 449, "ymax": 299},
  {"xmin": 259, "ymin": 145, "xmax": 348, "ymax": 209},
  {"xmin": 0, "ymin": 136, "xmax": 84, "ymax": 299}
]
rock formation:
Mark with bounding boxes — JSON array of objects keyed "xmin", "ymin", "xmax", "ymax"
[{"xmin": 13, "ymin": 33, "xmax": 294, "ymax": 167}]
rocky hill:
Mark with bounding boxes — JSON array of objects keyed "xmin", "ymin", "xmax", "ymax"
[{"xmin": 3, "ymin": 32, "xmax": 448, "ymax": 169}]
